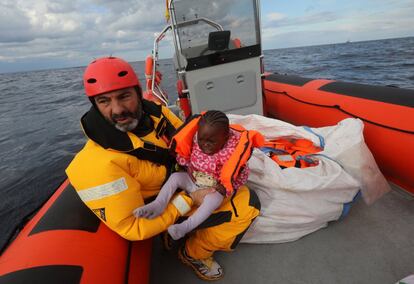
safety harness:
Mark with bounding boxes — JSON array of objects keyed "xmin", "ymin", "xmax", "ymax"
[{"xmin": 81, "ymin": 100, "xmax": 177, "ymax": 170}]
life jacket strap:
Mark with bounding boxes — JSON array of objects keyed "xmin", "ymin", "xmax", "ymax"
[
  {"xmin": 155, "ymin": 116, "xmax": 177, "ymax": 144},
  {"xmin": 129, "ymin": 142, "xmax": 174, "ymax": 169}
]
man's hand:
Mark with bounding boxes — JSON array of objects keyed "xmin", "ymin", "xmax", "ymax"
[{"xmin": 189, "ymin": 187, "xmax": 215, "ymax": 206}]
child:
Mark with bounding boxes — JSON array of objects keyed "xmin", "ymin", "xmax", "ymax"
[{"xmin": 133, "ymin": 110, "xmax": 254, "ymax": 240}]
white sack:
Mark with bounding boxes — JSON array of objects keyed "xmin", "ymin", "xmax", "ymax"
[{"xmin": 227, "ymin": 115, "xmax": 390, "ymax": 244}]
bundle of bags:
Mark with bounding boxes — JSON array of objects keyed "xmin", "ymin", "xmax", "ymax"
[{"xmin": 227, "ymin": 115, "xmax": 390, "ymax": 244}]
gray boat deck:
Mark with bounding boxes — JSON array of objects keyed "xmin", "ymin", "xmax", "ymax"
[{"xmin": 150, "ymin": 184, "xmax": 414, "ymax": 284}]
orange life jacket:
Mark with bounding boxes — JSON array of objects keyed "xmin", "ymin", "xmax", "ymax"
[
  {"xmin": 170, "ymin": 114, "xmax": 264, "ymax": 195},
  {"xmin": 262, "ymin": 137, "xmax": 322, "ymax": 169}
]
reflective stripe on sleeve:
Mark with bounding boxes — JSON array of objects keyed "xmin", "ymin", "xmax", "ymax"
[{"xmin": 77, "ymin": 177, "xmax": 128, "ymax": 202}]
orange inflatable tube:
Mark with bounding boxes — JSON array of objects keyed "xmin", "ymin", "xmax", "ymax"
[
  {"xmin": 0, "ymin": 179, "xmax": 152, "ymax": 283},
  {"xmin": 263, "ymin": 74, "xmax": 414, "ymax": 194}
]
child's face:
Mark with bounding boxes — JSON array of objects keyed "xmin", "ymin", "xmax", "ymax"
[{"xmin": 197, "ymin": 123, "xmax": 229, "ymax": 155}]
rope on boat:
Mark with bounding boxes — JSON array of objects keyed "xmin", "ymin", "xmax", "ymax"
[{"xmin": 265, "ymin": 89, "xmax": 414, "ymax": 135}]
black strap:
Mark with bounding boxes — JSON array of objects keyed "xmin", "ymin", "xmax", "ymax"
[
  {"xmin": 129, "ymin": 103, "xmax": 179, "ymax": 174},
  {"xmin": 155, "ymin": 116, "xmax": 177, "ymax": 141},
  {"xmin": 230, "ymin": 191, "xmax": 239, "ymax": 217},
  {"xmin": 155, "ymin": 117, "xmax": 167, "ymax": 139},
  {"xmin": 129, "ymin": 142, "xmax": 174, "ymax": 168}
]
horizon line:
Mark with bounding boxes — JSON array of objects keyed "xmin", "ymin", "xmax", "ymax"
[{"xmin": 1, "ymin": 35, "xmax": 412, "ymax": 75}]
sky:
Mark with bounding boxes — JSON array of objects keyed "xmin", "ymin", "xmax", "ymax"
[{"xmin": 0, "ymin": 0, "xmax": 413, "ymax": 73}]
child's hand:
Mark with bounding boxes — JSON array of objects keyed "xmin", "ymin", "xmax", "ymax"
[{"xmin": 215, "ymin": 184, "xmax": 227, "ymax": 196}]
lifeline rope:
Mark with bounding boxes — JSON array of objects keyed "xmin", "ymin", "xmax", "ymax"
[{"xmin": 265, "ymin": 88, "xmax": 414, "ymax": 135}]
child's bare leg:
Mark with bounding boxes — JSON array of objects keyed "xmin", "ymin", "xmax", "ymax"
[
  {"xmin": 133, "ymin": 172, "xmax": 194, "ymax": 219},
  {"xmin": 168, "ymin": 191, "xmax": 224, "ymax": 240}
]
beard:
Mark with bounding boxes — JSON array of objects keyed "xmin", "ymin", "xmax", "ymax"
[
  {"xmin": 109, "ymin": 104, "xmax": 142, "ymax": 132},
  {"xmin": 114, "ymin": 116, "xmax": 139, "ymax": 132}
]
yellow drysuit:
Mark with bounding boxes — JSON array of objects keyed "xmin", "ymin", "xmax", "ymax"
[{"xmin": 66, "ymin": 100, "xmax": 260, "ymax": 259}]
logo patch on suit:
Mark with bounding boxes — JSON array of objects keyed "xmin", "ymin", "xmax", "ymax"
[{"xmin": 92, "ymin": 208, "xmax": 106, "ymax": 221}]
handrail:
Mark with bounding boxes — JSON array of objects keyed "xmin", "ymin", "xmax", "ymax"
[{"xmin": 175, "ymin": 17, "xmax": 223, "ymax": 31}]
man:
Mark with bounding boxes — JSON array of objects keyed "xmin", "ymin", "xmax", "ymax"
[{"xmin": 66, "ymin": 56, "xmax": 260, "ymax": 281}]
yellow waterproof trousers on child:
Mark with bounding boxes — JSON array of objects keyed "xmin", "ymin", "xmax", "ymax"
[{"xmin": 185, "ymin": 185, "xmax": 261, "ymax": 259}]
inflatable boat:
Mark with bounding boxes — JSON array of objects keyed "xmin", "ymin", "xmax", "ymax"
[
  {"xmin": 0, "ymin": 180, "xmax": 152, "ymax": 283},
  {"xmin": 263, "ymin": 74, "xmax": 414, "ymax": 194},
  {"xmin": 1, "ymin": 0, "xmax": 413, "ymax": 283}
]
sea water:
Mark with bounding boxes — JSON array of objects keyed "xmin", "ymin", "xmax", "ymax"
[{"xmin": 0, "ymin": 36, "xmax": 413, "ymax": 251}]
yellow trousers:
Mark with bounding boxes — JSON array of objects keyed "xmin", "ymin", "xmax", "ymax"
[{"xmin": 185, "ymin": 185, "xmax": 261, "ymax": 259}]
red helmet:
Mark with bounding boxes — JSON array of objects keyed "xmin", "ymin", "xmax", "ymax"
[{"xmin": 83, "ymin": 56, "xmax": 140, "ymax": 97}]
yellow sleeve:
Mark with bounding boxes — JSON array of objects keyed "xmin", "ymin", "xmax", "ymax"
[{"xmin": 66, "ymin": 145, "xmax": 191, "ymax": 241}]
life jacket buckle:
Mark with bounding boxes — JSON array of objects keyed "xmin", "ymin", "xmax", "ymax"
[
  {"xmin": 143, "ymin": 142, "xmax": 157, "ymax": 151},
  {"xmin": 155, "ymin": 117, "xmax": 167, "ymax": 139}
]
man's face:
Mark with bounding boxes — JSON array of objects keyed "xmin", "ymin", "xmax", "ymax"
[{"xmin": 94, "ymin": 87, "xmax": 142, "ymax": 132}]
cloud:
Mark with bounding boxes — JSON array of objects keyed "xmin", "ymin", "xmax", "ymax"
[
  {"xmin": 0, "ymin": 0, "xmax": 413, "ymax": 73},
  {"xmin": 267, "ymin": 12, "xmax": 286, "ymax": 22},
  {"xmin": 0, "ymin": 0, "xmax": 169, "ymax": 71},
  {"xmin": 263, "ymin": 11, "xmax": 338, "ymax": 29},
  {"xmin": 340, "ymin": 2, "xmax": 414, "ymax": 34},
  {"xmin": 0, "ymin": 3, "xmax": 34, "ymax": 43},
  {"xmin": 261, "ymin": 0, "xmax": 414, "ymax": 49}
]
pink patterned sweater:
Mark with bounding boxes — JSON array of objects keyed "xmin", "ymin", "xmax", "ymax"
[{"xmin": 176, "ymin": 129, "xmax": 249, "ymax": 197}]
